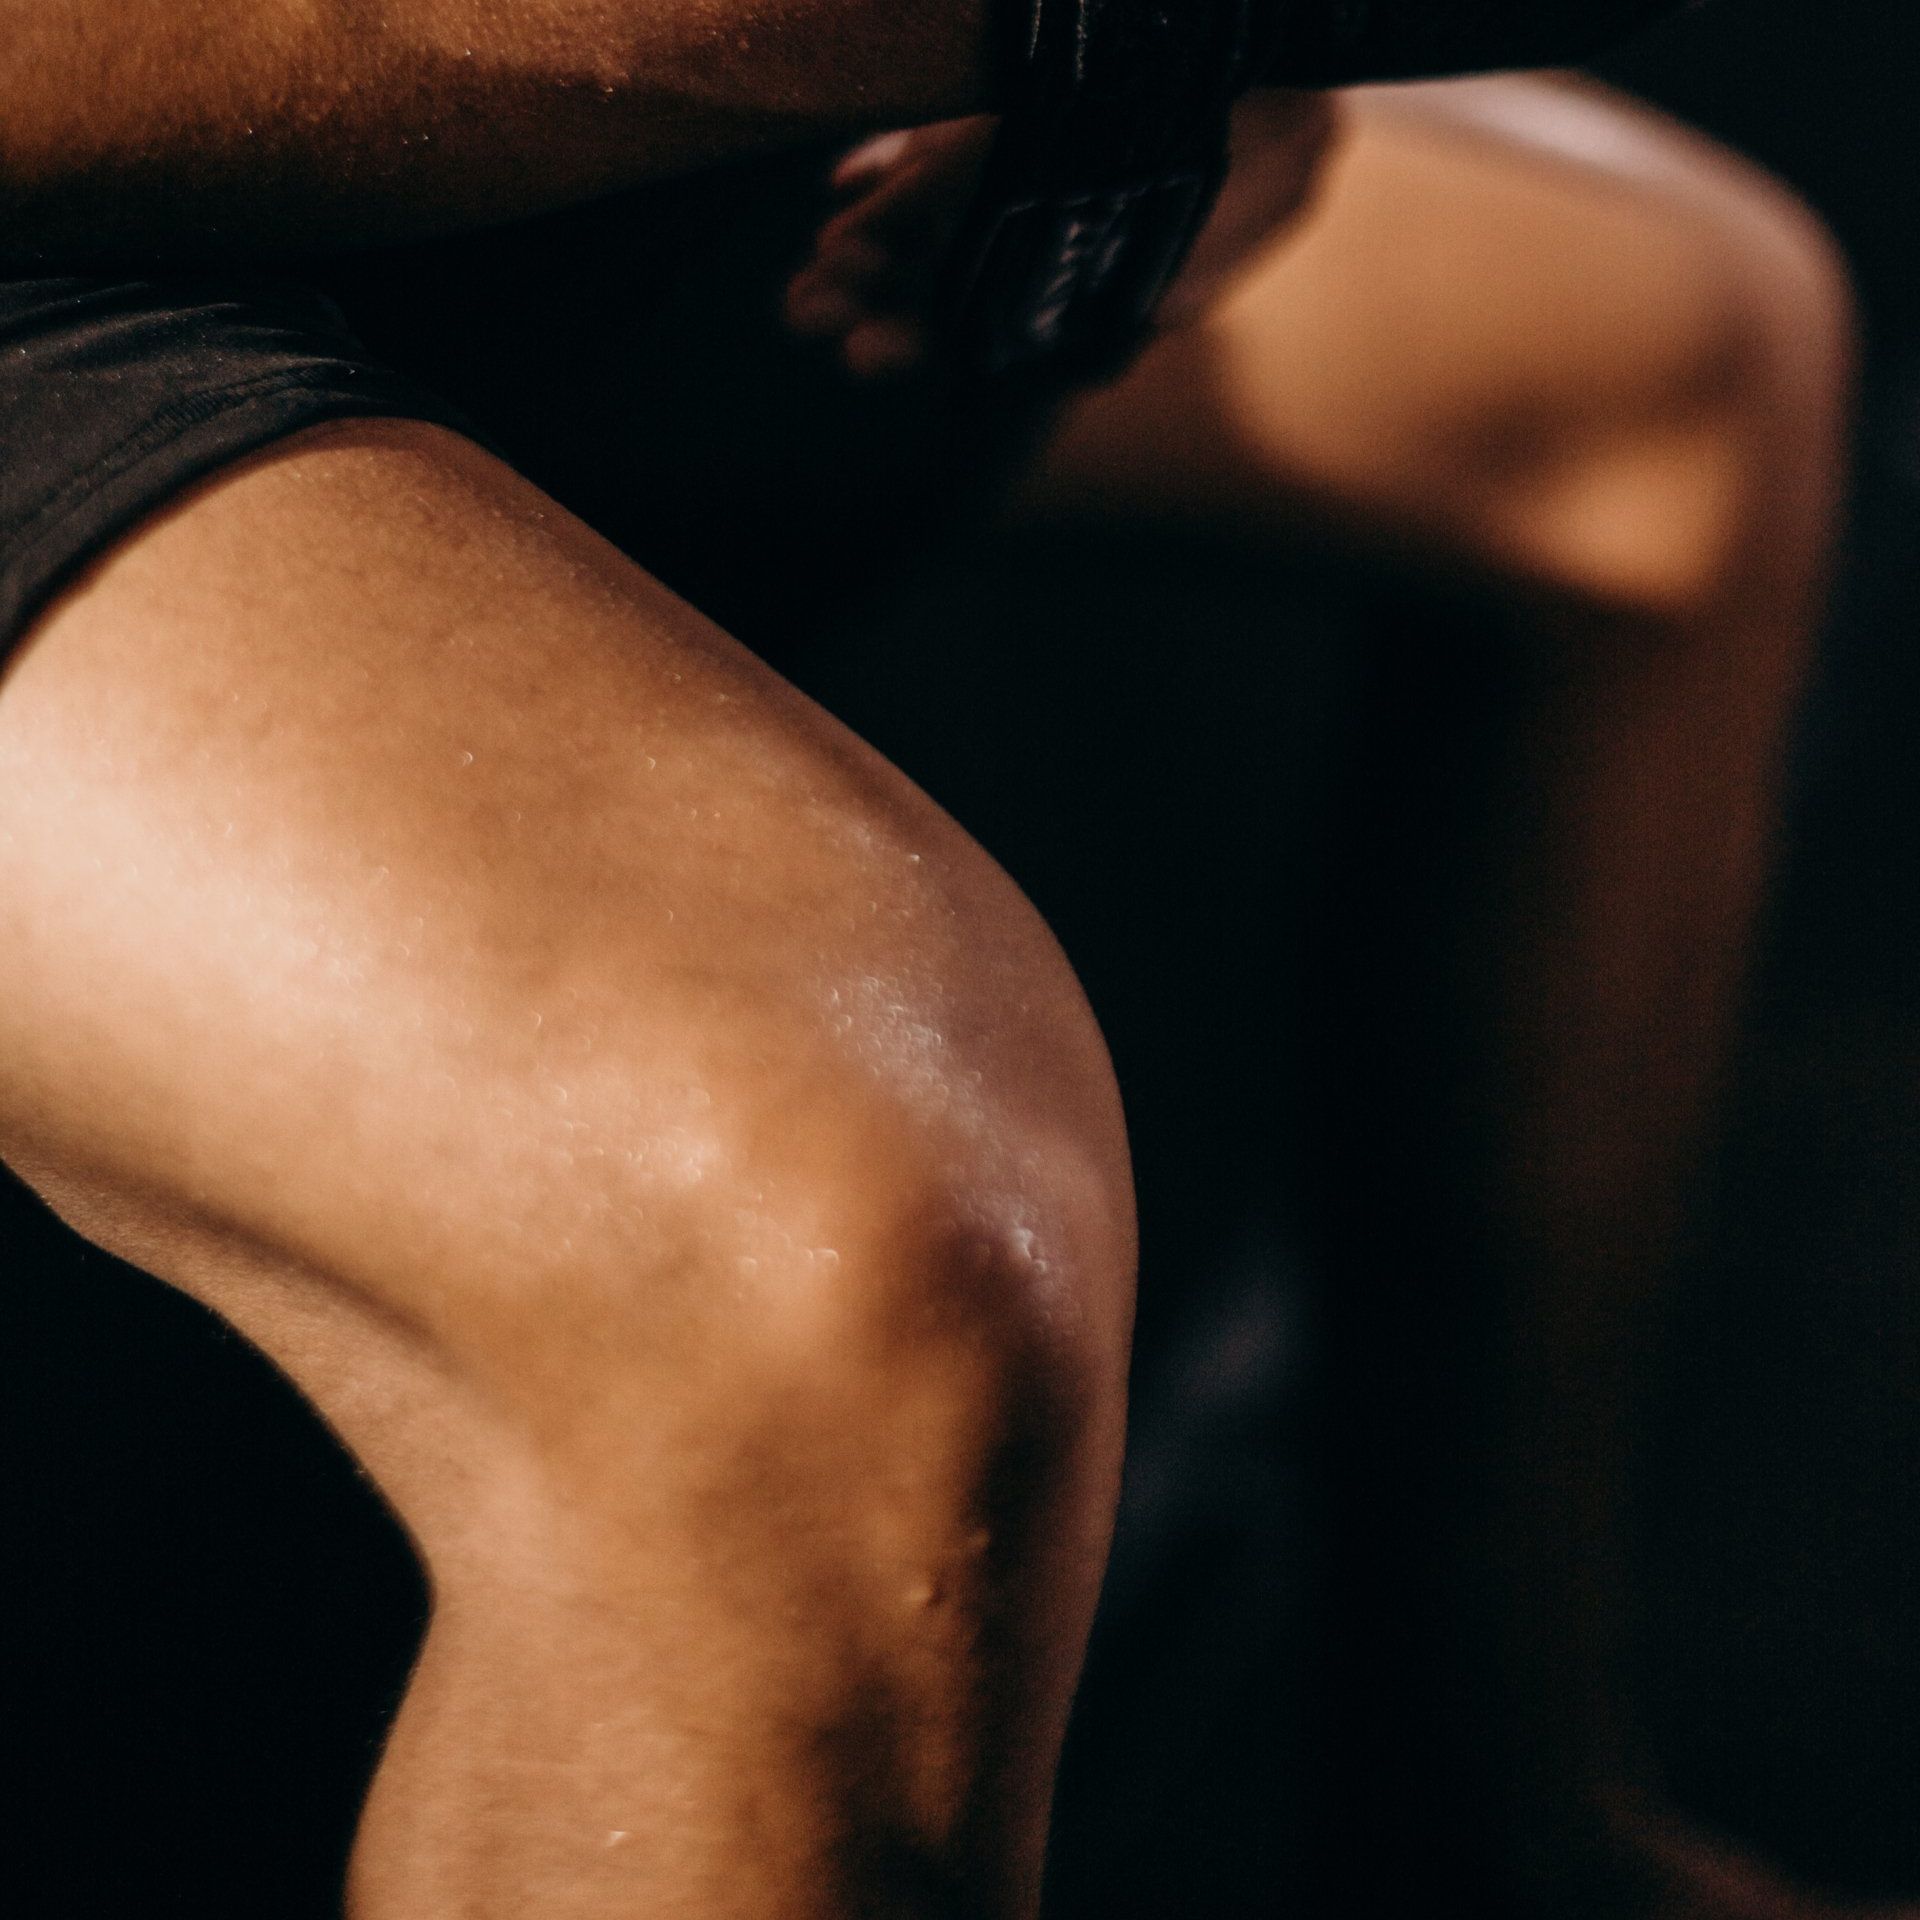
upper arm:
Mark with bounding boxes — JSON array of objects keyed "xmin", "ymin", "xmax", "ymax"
[{"xmin": 0, "ymin": 1, "xmax": 994, "ymax": 260}]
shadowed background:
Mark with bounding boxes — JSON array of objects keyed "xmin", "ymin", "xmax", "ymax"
[{"xmin": 8, "ymin": 4, "xmax": 1920, "ymax": 1913}]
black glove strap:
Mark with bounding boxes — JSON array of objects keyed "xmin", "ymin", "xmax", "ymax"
[
  {"xmin": 941, "ymin": 0, "xmax": 1280, "ymax": 383},
  {"xmin": 938, "ymin": 0, "xmax": 1697, "ymax": 383}
]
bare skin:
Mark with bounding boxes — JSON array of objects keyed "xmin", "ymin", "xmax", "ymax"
[
  {"xmin": 791, "ymin": 76, "xmax": 1856, "ymax": 1912},
  {"xmin": 0, "ymin": 53, "xmax": 1856, "ymax": 1920},
  {"xmin": 1041, "ymin": 83, "xmax": 1854, "ymax": 1915},
  {"xmin": 0, "ymin": 417, "xmax": 1138, "ymax": 1919},
  {"xmin": 0, "ymin": 0, "xmax": 993, "ymax": 254}
]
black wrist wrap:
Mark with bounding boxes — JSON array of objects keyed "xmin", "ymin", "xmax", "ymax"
[
  {"xmin": 940, "ymin": 0, "xmax": 1698, "ymax": 385},
  {"xmin": 942, "ymin": 0, "xmax": 1280, "ymax": 384}
]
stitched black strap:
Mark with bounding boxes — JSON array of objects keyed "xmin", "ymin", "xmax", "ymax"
[
  {"xmin": 940, "ymin": 0, "xmax": 1699, "ymax": 385},
  {"xmin": 942, "ymin": 0, "xmax": 1267, "ymax": 383}
]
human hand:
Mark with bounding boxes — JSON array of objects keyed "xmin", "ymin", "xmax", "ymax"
[
  {"xmin": 784, "ymin": 91, "xmax": 1342, "ymax": 382},
  {"xmin": 784, "ymin": 116, "xmax": 999, "ymax": 382}
]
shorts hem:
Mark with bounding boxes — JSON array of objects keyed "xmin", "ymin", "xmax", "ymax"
[{"xmin": 0, "ymin": 367, "xmax": 487, "ymax": 648}]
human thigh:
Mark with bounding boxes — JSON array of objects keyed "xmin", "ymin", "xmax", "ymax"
[{"xmin": 0, "ymin": 418, "xmax": 1133, "ymax": 1466}]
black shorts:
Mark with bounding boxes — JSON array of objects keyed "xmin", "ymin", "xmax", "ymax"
[
  {"xmin": 0, "ymin": 269, "xmax": 489, "ymax": 645},
  {"xmin": 0, "ymin": 154, "xmax": 1030, "ymax": 656}
]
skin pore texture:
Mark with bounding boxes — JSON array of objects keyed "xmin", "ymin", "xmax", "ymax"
[
  {"xmin": 0, "ymin": 0, "xmax": 992, "ymax": 253},
  {"xmin": 0, "ymin": 420, "xmax": 1137, "ymax": 1919},
  {"xmin": 0, "ymin": 42, "xmax": 1859, "ymax": 1920}
]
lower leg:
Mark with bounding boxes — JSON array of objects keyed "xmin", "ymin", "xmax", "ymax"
[
  {"xmin": 1314, "ymin": 587, "xmax": 1818, "ymax": 1909},
  {"xmin": 337, "ymin": 1303, "xmax": 1110, "ymax": 1920},
  {"xmin": 151, "ymin": 1209, "xmax": 1121, "ymax": 1920}
]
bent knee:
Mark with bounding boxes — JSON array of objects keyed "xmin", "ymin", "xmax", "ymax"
[
  {"xmin": 26, "ymin": 788, "xmax": 1134, "ymax": 1591},
  {"xmin": 455, "ymin": 1004, "xmax": 1137, "ymax": 1438},
  {"xmin": 1413, "ymin": 79, "xmax": 1858, "ymax": 619},
  {"xmin": 1178, "ymin": 78, "xmax": 1856, "ymax": 619},
  {"xmin": 333, "ymin": 793, "xmax": 1133, "ymax": 1398},
  {"xmin": 182, "ymin": 772, "xmax": 1132, "ymax": 1480},
  {"xmin": 357, "ymin": 973, "xmax": 1136, "ymax": 1592},
  {"xmin": 0, "ymin": 413, "xmax": 1132, "ymax": 1624}
]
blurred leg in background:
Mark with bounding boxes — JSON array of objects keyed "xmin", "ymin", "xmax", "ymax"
[
  {"xmin": 1009, "ymin": 77, "xmax": 1853, "ymax": 1914},
  {"xmin": 0, "ymin": 60, "xmax": 1881, "ymax": 1920}
]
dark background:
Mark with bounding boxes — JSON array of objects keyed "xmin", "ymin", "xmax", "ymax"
[{"xmin": 9, "ymin": 3, "xmax": 1920, "ymax": 1912}]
